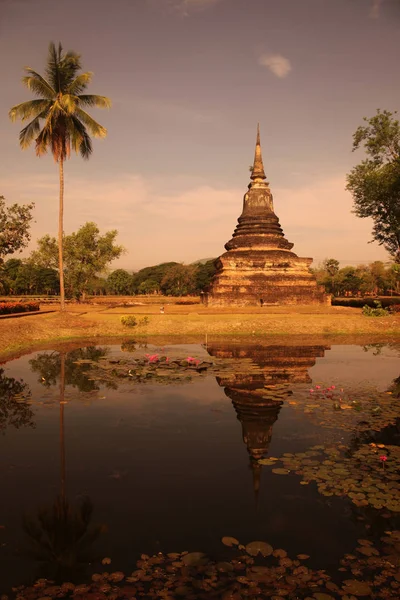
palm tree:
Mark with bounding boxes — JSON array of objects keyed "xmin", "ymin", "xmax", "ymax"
[{"xmin": 9, "ymin": 42, "xmax": 111, "ymax": 311}]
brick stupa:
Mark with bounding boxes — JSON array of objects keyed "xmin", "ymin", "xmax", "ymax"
[{"xmin": 205, "ymin": 126, "xmax": 328, "ymax": 306}]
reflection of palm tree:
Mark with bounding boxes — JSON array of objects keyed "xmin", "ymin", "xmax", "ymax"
[
  {"xmin": 23, "ymin": 353, "xmax": 102, "ymax": 582},
  {"xmin": 29, "ymin": 346, "xmax": 116, "ymax": 392},
  {"xmin": 0, "ymin": 368, "xmax": 35, "ymax": 434},
  {"xmin": 22, "ymin": 495, "xmax": 102, "ymax": 580}
]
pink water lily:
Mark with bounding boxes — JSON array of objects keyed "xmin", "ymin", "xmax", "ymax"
[
  {"xmin": 186, "ymin": 356, "xmax": 200, "ymax": 366},
  {"xmin": 145, "ymin": 354, "xmax": 159, "ymax": 363}
]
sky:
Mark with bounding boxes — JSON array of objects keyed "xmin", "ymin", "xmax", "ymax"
[{"xmin": 0, "ymin": 0, "xmax": 399, "ymax": 271}]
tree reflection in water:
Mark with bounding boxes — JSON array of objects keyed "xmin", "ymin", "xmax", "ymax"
[
  {"xmin": 0, "ymin": 368, "xmax": 34, "ymax": 434},
  {"xmin": 22, "ymin": 352, "xmax": 104, "ymax": 583},
  {"xmin": 29, "ymin": 346, "xmax": 116, "ymax": 392}
]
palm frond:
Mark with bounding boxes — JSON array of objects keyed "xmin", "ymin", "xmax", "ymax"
[
  {"xmin": 19, "ymin": 109, "xmax": 50, "ymax": 149},
  {"xmin": 76, "ymin": 94, "xmax": 111, "ymax": 109},
  {"xmin": 9, "ymin": 99, "xmax": 51, "ymax": 122},
  {"xmin": 68, "ymin": 115, "xmax": 93, "ymax": 159},
  {"xmin": 45, "ymin": 42, "xmax": 61, "ymax": 91},
  {"xmin": 22, "ymin": 69, "xmax": 55, "ymax": 99},
  {"xmin": 34, "ymin": 125, "xmax": 53, "ymax": 157},
  {"xmin": 60, "ymin": 94, "xmax": 78, "ymax": 114},
  {"xmin": 73, "ymin": 107, "xmax": 107, "ymax": 138},
  {"xmin": 66, "ymin": 72, "xmax": 92, "ymax": 95}
]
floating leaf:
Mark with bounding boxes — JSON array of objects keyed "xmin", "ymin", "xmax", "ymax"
[
  {"xmin": 272, "ymin": 468, "xmax": 291, "ymax": 475},
  {"xmin": 182, "ymin": 552, "xmax": 207, "ymax": 566},
  {"xmin": 342, "ymin": 580, "xmax": 372, "ymax": 596},
  {"xmin": 221, "ymin": 536, "xmax": 239, "ymax": 547},
  {"xmin": 245, "ymin": 541, "xmax": 273, "ymax": 557}
]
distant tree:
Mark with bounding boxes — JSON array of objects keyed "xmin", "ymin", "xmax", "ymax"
[
  {"xmin": 138, "ymin": 279, "xmax": 160, "ymax": 294},
  {"xmin": 386, "ymin": 263, "xmax": 400, "ymax": 295},
  {"xmin": 9, "ymin": 42, "xmax": 111, "ymax": 310},
  {"xmin": 0, "ymin": 196, "xmax": 34, "ymax": 268},
  {"xmin": 88, "ymin": 275, "xmax": 108, "ymax": 296},
  {"xmin": 4, "ymin": 258, "xmax": 24, "ymax": 281},
  {"xmin": 195, "ymin": 259, "xmax": 217, "ymax": 291},
  {"xmin": 346, "ymin": 109, "xmax": 400, "ymax": 262},
  {"xmin": 3, "ymin": 259, "xmax": 59, "ymax": 295},
  {"xmin": 132, "ymin": 262, "xmax": 179, "ymax": 294},
  {"xmin": 107, "ymin": 269, "xmax": 133, "ymax": 295},
  {"xmin": 160, "ymin": 263, "xmax": 198, "ymax": 296},
  {"xmin": 31, "ymin": 222, "xmax": 124, "ymax": 300},
  {"xmin": 334, "ymin": 266, "xmax": 363, "ymax": 296},
  {"xmin": 322, "ymin": 258, "xmax": 340, "ymax": 277}
]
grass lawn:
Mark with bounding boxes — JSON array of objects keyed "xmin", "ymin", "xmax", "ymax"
[{"xmin": 0, "ymin": 299, "xmax": 400, "ymax": 361}]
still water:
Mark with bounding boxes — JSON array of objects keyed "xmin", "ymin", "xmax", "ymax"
[{"xmin": 0, "ymin": 340, "xmax": 399, "ymax": 594}]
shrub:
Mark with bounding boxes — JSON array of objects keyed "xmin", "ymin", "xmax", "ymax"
[
  {"xmin": 0, "ymin": 301, "xmax": 40, "ymax": 315},
  {"xmin": 362, "ymin": 301, "xmax": 389, "ymax": 317},
  {"xmin": 138, "ymin": 316, "xmax": 149, "ymax": 326},
  {"xmin": 121, "ymin": 315, "xmax": 137, "ymax": 327}
]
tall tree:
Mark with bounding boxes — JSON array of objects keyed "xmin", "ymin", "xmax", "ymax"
[
  {"xmin": 9, "ymin": 42, "xmax": 111, "ymax": 310},
  {"xmin": 346, "ymin": 109, "xmax": 400, "ymax": 262},
  {"xmin": 31, "ymin": 222, "xmax": 124, "ymax": 300}
]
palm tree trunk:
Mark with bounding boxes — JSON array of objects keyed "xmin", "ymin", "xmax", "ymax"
[
  {"xmin": 60, "ymin": 352, "xmax": 66, "ymax": 502},
  {"xmin": 59, "ymin": 159, "xmax": 65, "ymax": 311}
]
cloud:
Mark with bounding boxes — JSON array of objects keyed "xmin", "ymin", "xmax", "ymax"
[
  {"xmin": 258, "ymin": 53, "xmax": 292, "ymax": 78},
  {"xmin": 1, "ymin": 172, "xmax": 389, "ymax": 271},
  {"xmin": 370, "ymin": 0, "xmax": 383, "ymax": 18}
]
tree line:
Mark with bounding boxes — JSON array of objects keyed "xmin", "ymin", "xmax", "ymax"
[
  {"xmin": 313, "ymin": 258, "xmax": 399, "ymax": 297},
  {"xmin": 0, "ymin": 232, "xmax": 217, "ymax": 298}
]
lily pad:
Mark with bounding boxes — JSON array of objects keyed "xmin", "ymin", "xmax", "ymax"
[
  {"xmin": 272, "ymin": 468, "xmax": 291, "ymax": 475},
  {"xmin": 182, "ymin": 552, "xmax": 207, "ymax": 566},
  {"xmin": 245, "ymin": 541, "xmax": 273, "ymax": 557},
  {"xmin": 342, "ymin": 579, "xmax": 372, "ymax": 596},
  {"xmin": 221, "ymin": 536, "xmax": 240, "ymax": 547}
]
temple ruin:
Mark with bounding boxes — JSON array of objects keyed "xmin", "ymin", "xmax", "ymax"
[{"xmin": 205, "ymin": 126, "xmax": 328, "ymax": 306}]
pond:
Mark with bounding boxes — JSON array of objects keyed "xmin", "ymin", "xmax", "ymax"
[{"xmin": 1, "ymin": 340, "xmax": 400, "ymax": 599}]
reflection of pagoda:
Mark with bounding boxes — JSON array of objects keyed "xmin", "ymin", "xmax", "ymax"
[{"xmin": 207, "ymin": 343, "xmax": 329, "ymax": 502}]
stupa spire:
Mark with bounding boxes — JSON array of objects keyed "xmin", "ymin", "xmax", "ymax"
[{"xmin": 251, "ymin": 123, "xmax": 266, "ymax": 181}]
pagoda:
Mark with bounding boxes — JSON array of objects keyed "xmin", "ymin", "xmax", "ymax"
[{"xmin": 205, "ymin": 126, "xmax": 328, "ymax": 306}]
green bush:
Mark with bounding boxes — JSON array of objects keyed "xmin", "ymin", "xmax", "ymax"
[
  {"xmin": 121, "ymin": 315, "xmax": 137, "ymax": 327},
  {"xmin": 138, "ymin": 316, "xmax": 149, "ymax": 326},
  {"xmin": 362, "ymin": 301, "xmax": 389, "ymax": 317}
]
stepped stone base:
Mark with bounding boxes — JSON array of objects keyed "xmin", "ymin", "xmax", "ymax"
[{"xmin": 205, "ymin": 251, "xmax": 328, "ymax": 306}]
